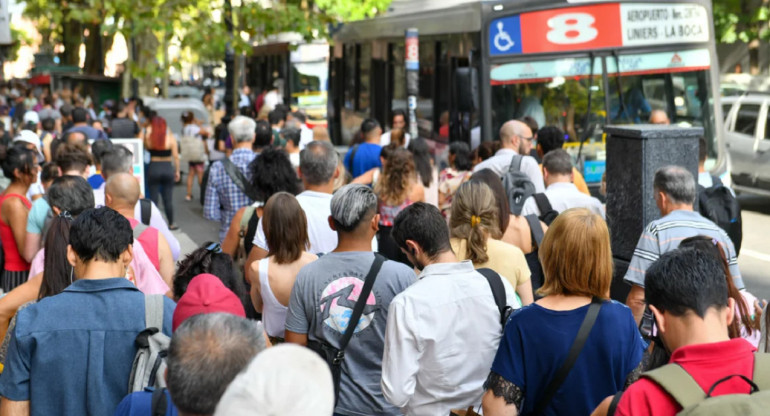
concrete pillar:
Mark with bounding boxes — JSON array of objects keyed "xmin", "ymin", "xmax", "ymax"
[{"xmin": 604, "ymin": 125, "xmax": 702, "ymax": 301}]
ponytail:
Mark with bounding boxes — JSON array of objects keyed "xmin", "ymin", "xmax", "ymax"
[
  {"xmin": 39, "ymin": 214, "xmax": 73, "ymax": 300},
  {"xmin": 449, "ymin": 181, "xmax": 501, "ymax": 265}
]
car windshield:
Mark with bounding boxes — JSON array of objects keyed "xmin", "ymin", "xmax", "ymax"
[{"xmin": 490, "ymin": 56, "xmax": 606, "ymax": 144}]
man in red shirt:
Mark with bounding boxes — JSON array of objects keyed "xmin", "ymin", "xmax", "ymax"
[
  {"xmin": 105, "ymin": 172, "xmax": 175, "ymax": 289},
  {"xmin": 613, "ymin": 247, "xmax": 757, "ymax": 415}
]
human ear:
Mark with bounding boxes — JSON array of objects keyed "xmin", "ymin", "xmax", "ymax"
[
  {"xmin": 66, "ymin": 245, "xmax": 77, "ymax": 268},
  {"xmin": 327, "ymin": 216, "xmax": 336, "ymax": 231},
  {"xmin": 725, "ymin": 297, "xmax": 736, "ymax": 326},
  {"xmin": 649, "ymin": 305, "xmax": 666, "ymax": 334}
]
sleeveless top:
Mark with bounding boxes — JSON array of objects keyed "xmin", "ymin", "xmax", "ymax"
[
  {"xmin": 0, "ymin": 193, "xmax": 31, "ymax": 271},
  {"xmin": 379, "ymin": 199, "xmax": 411, "ymax": 227},
  {"xmin": 128, "ymin": 218, "xmax": 160, "ymax": 272},
  {"xmin": 258, "ymin": 258, "xmax": 288, "ymax": 338}
]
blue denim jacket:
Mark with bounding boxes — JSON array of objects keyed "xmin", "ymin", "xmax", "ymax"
[{"xmin": 0, "ymin": 278, "xmax": 175, "ymax": 416}]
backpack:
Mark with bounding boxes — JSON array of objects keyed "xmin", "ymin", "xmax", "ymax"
[
  {"xmin": 639, "ymin": 353, "xmax": 770, "ymax": 415},
  {"xmin": 179, "ymin": 133, "xmax": 206, "ymax": 164},
  {"xmin": 140, "ymin": 199, "xmax": 152, "ymax": 226},
  {"xmin": 128, "ymin": 294, "xmax": 169, "ymax": 393},
  {"xmin": 697, "ymin": 177, "xmax": 742, "ymax": 255},
  {"xmin": 533, "ymin": 193, "xmax": 560, "ymax": 226},
  {"xmin": 502, "ymin": 155, "xmax": 536, "ymax": 215}
]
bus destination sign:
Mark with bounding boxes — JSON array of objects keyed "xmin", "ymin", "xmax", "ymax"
[{"xmin": 489, "ymin": 3, "xmax": 710, "ymax": 56}]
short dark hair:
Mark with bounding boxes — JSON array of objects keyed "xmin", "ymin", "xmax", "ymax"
[
  {"xmin": 520, "ymin": 116, "xmax": 539, "ymax": 136},
  {"xmin": 361, "ymin": 118, "xmax": 380, "ymax": 137},
  {"xmin": 698, "ymin": 136, "xmax": 708, "ymax": 163},
  {"xmin": 60, "ymin": 104, "xmax": 73, "ymax": 118},
  {"xmin": 167, "ymin": 313, "xmax": 264, "ymax": 415},
  {"xmin": 392, "ymin": 203, "xmax": 452, "ymax": 259},
  {"xmin": 101, "ymin": 146, "xmax": 133, "ymax": 178},
  {"xmin": 41, "ymin": 118, "xmax": 55, "ymax": 132},
  {"xmin": 542, "ymin": 149, "xmax": 573, "ymax": 176},
  {"xmin": 173, "ymin": 242, "xmax": 245, "ymax": 301},
  {"xmin": 254, "ymin": 119, "xmax": 272, "ymax": 149},
  {"xmin": 281, "ymin": 126, "xmax": 301, "ymax": 147},
  {"xmin": 55, "ymin": 142, "xmax": 92, "ymax": 173},
  {"xmin": 72, "ymin": 107, "xmax": 88, "ymax": 123},
  {"xmin": 538, "ymin": 126, "xmax": 565, "ymax": 154},
  {"xmin": 90, "ymin": 139, "xmax": 114, "ymax": 165},
  {"xmin": 40, "ymin": 162, "xmax": 60, "ymax": 183},
  {"xmin": 69, "ymin": 207, "xmax": 133, "ymax": 263},
  {"xmin": 645, "ymin": 247, "xmax": 729, "ymax": 318},
  {"xmin": 248, "ymin": 147, "xmax": 301, "ymax": 202},
  {"xmin": 291, "ymin": 111, "xmax": 306, "ymax": 124},
  {"xmin": 449, "ymin": 141, "xmax": 472, "ymax": 171},
  {"xmin": 47, "ymin": 175, "xmax": 95, "ymax": 215},
  {"xmin": 268, "ymin": 109, "xmax": 286, "ymax": 125}
]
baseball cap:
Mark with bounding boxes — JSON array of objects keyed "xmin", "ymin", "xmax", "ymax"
[
  {"xmin": 23, "ymin": 111, "xmax": 40, "ymax": 125},
  {"xmin": 14, "ymin": 130, "xmax": 41, "ymax": 152},
  {"xmin": 172, "ymin": 274, "xmax": 246, "ymax": 332},
  {"xmin": 213, "ymin": 344, "xmax": 335, "ymax": 416}
]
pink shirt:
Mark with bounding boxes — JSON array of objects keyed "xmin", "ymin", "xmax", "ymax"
[{"xmin": 29, "ymin": 239, "xmax": 169, "ymax": 295}]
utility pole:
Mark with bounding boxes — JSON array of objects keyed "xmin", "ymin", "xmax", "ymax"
[{"xmin": 223, "ymin": 0, "xmax": 235, "ymax": 118}]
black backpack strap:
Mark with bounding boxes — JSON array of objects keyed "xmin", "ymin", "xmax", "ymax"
[
  {"xmin": 533, "ymin": 297, "xmax": 603, "ymax": 415},
  {"xmin": 478, "ymin": 268, "xmax": 510, "ymax": 328},
  {"xmin": 140, "ymin": 199, "xmax": 152, "ymax": 225},
  {"xmin": 509, "ymin": 154, "xmax": 523, "ymax": 173},
  {"xmin": 151, "ymin": 388, "xmax": 168, "ymax": 416},
  {"xmin": 337, "ymin": 254, "xmax": 385, "ymax": 356},
  {"xmin": 347, "ymin": 144, "xmax": 360, "ymax": 175},
  {"xmin": 221, "ymin": 158, "xmax": 259, "ymax": 201},
  {"xmin": 607, "ymin": 390, "xmax": 624, "ymax": 416},
  {"xmin": 533, "ymin": 193, "xmax": 553, "ymax": 216},
  {"xmin": 525, "ymin": 214, "xmax": 545, "ymax": 248},
  {"xmin": 711, "ymin": 175, "xmax": 723, "ymax": 187}
]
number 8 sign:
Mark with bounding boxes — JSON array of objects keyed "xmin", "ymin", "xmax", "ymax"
[{"xmin": 520, "ymin": 3, "xmax": 622, "ymax": 53}]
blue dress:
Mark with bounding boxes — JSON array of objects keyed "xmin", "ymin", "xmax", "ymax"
[{"xmin": 490, "ymin": 299, "xmax": 644, "ymax": 416}]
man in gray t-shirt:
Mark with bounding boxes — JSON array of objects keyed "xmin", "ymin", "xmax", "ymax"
[{"xmin": 286, "ymin": 184, "xmax": 416, "ymax": 416}]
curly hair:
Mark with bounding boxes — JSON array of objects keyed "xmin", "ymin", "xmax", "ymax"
[
  {"xmin": 248, "ymin": 147, "xmax": 302, "ymax": 202},
  {"xmin": 375, "ymin": 147, "xmax": 415, "ymax": 206},
  {"xmin": 173, "ymin": 242, "xmax": 245, "ymax": 301},
  {"xmin": 449, "ymin": 181, "xmax": 501, "ymax": 264}
]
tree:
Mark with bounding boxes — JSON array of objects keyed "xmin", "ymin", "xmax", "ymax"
[{"xmin": 714, "ymin": 0, "xmax": 770, "ymax": 74}]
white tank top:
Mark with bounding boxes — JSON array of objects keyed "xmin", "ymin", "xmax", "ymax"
[{"xmin": 258, "ymin": 258, "xmax": 288, "ymax": 338}]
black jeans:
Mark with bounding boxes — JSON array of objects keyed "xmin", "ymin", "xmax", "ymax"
[{"xmin": 147, "ymin": 161, "xmax": 175, "ymax": 225}]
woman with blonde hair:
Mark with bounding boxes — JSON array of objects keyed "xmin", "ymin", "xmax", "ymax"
[
  {"xmin": 482, "ymin": 208, "xmax": 644, "ymax": 416},
  {"xmin": 375, "ymin": 147, "xmax": 423, "ymax": 265},
  {"xmin": 449, "ymin": 181, "xmax": 533, "ymax": 306},
  {"xmin": 250, "ymin": 192, "xmax": 317, "ymax": 344}
]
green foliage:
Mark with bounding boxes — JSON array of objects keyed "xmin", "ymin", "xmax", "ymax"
[
  {"xmin": 7, "ymin": 24, "xmax": 33, "ymax": 63},
  {"xmin": 713, "ymin": 0, "xmax": 770, "ymax": 43}
]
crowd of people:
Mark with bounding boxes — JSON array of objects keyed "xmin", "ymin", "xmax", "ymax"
[{"xmin": 0, "ymin": 80, "xmax": 764, "ymax": 416}]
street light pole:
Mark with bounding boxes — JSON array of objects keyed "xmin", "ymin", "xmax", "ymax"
[{"xmin": 223, "ymin": 0, "xmax": 235, "ymax": 119}]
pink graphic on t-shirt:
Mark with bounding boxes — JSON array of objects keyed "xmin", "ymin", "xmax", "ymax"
[{"xmin": 319, "ymin": 276, "xmax": 377, "ymax": 333}]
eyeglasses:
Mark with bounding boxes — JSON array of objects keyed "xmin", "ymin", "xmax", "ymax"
[{"xmin": 520, "ymin": 136, "xmax": 535, "ymax": 142}]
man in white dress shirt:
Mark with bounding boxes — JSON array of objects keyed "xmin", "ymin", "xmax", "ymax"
[
  {"xmin": 381, "ymin": 203, "xmax": 520, "ymax": 416},
  {"xmin": 472, "ymin": 119, "xmax": 545, "ymax": 193},
  {"xmin": 520, "ymin": 149, "xmax": 605, "ymax": 219},
  {"xmin": 380, "ymin": 109, "xmax": 411, "ymax": 148}
]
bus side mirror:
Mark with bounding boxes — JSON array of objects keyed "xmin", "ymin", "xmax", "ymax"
[{"xmin": 455, "ymin": 67, "xmax": 478, "ymax": 113}]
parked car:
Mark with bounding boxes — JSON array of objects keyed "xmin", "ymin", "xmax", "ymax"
[{"xmin": 723, "ymin": 93, "xmax": 770, "ymax": 196}]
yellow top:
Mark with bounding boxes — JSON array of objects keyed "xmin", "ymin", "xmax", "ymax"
[{"xmin": 450, "ymin": 237, "xmax": 532, "ymax": 288}]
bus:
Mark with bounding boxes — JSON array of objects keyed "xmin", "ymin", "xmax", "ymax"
[
  {"xmin": 329, "ymin": 0, "xmax": 723, "ymax": 184},
  {"xmin": 246, "ymin": 34, "xmax": 329, "ymax": 128}
]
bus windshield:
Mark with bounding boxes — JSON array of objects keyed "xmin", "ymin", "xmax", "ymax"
[
  {"xmin": 290, "ymin": 61, "xmax": 328, "ymax": 122},
  {"xmin": 490, "ymin": 56, "xmax": 606, "ymax": 143}
]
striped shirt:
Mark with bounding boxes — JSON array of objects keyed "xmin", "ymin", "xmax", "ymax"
[{"xmin": 624, "ymin": 210, "xmax": 743, "ymax": 289}]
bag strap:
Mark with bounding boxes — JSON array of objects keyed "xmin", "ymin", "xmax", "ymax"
[
  {"xmin": 221, "ymin": 158, "xmax": 259, "ymax": 202},
  {"xmin": 140, "ymin": 199, "xmax": 152, "ymax": 226},
  {"xmin": 133, "ymin": 222, "xmax": 149, "ymax": 241},
  {"xmin": 508, "ymin": 154, "xmax": 523, "ymax": 173},
  {"xmin": 607, "ymin": 390, "xmax": 623, "ymax": 416},
  {"xmin": 534, "ymin": 297, "xmax": 603, "ymax": 415},
  {"xmin": 337, "ymin": 254, "xmax": 385, "ymax": 356},
  {"xmin": 643, "ymin": 364, "xmax": 705, "ymax": 409},
  {"xmin": 525, "ymin": 214, "xmax": 545, "ymax": 248},
  {"xmin": 533, "ymin": 193, "xmax": 553, "ymax": 216},
  {"xmin": 240, "ymin": 205, "xmax": 257, "ymax": 232},
  {"xmin": 477, "ymin": 268, "xmax": 510, "ymax": 328},
  {"xmin": 144, "ymin": 294, "xmax": 165, "ymax": 332},
  {"xmin": 151, "ymin": 388, "xmax": 168, "ymax": 416},
  {"xmin": 347, "ymin": 144, "xmax": 360, "ymax": 175}
]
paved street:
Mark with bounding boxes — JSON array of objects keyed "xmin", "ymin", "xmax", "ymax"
[{"xmin": 165, "ymin": 177, "xmax": 222, "ymax": 260}]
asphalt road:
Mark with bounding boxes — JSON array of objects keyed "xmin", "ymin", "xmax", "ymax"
[{"xmin": 168, "ymin": 176, "xmax": 770, "ymax": 301}]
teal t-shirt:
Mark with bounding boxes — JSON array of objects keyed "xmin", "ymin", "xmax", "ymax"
[{"xmin": 26, "ymin": 197, "xmax": 50, "ymax": 234}]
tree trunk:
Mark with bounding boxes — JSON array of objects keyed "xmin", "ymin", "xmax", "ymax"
[
  {"xmin": 135, "ymin": 31, "xmax": 159, "ymax": 97},
  {"xmin": 61, "ymin": 17, "xmax": 82, "ymax": 67},
  {"xmin": 121, "ymin": 31, "xmax": 133, "ymax": 98},
  {"xmin": 83, "ymin": 23, "xmax": 103, "ymax": 75},
  {"xmin": 749, "ymin": 39, "xmax": 760, "ymax": 75},
  {"xmin": 161, "ymin": 30, "xmax": 170, "ymax": 99}
]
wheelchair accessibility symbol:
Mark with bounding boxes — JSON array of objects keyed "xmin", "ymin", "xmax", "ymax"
[{"xmin": 494, "ymin": 22, "xmax": 515, "ymax": 52}]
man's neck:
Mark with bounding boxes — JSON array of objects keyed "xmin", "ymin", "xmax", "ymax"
[
  {"xmin": 665, "ymin": 312, "xmax": 731, "ymax": 352},
  {"xmin": 334, "ymin": 233, "xmax": 374, "ymax": 252},
  {"xmin": 500, "ymin": 142, "xmax": 517, "ymax": 153},
  {"xmin": 365, "ymin": 136, "xmax": 379, "ymax": 144},
  {"xmin": 698, "ymin": 163, "xmax": 706, "ymax": 174},
  {"xmin": 74, "ymin": 122, "xmax": 87, "ymax": 127},
  {"xmin": 303, "ymin": 182, "xmax": 334, "ymax": 194},
  {"xmin": 112, "ymin": 205, "xmax": 135, "ymax": 220},
  {"xmin": 423, "ymin": 250, "xmax": 457, "ymax": 266},
  {"xmin": 663, "ymin": 204, "xmax": 694, "ymax": 216},
  {"xmin": 234, "ymin": 143, "xmax": 252, "ymax": 150},
  {"xmin": 545, "ymin": 178, "xmax": 572, "ymax": 188}
]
